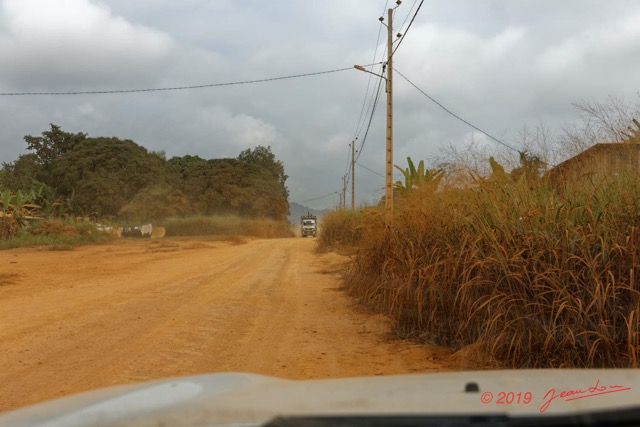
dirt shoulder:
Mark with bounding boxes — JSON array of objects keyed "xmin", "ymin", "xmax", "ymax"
[{"xmin": 0, "ymin": 237, "xmax": 454, "ymax": 413}]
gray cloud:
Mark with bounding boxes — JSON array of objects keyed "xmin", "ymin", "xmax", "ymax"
[
  {"xmin": 0, "ymin": 0, "xmax": 175, "ymax": 89},
  {"xmin": 1, "ymin": 0, "xmax": 639, "ymax": 209}
]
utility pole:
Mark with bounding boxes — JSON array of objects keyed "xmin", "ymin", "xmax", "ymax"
[
  {"xmin": 351, "ymin": 140, "xmax": 355, "ymax": 210},
  {"xmin": 342, "ymin": 175, "xmax": 347, "ymax": 210},
  {"xmin": 353, "ymin": 2, "xmax": 399, "ymax": 213},
  {"xmin": 385, "ymin": 7, "xmax": 394, "ymax": 214}
]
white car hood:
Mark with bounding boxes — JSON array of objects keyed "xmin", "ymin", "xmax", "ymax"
[{"xmin": 1, "ymin": 370, "xmax": 639, "ymax": 426}]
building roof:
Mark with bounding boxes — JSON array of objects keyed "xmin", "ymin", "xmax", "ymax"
[{"xmin": 545, "ymin": 142, "xmax": 640, "ymax": 182}]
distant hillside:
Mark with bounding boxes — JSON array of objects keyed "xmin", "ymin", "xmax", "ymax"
[{"xmin": 289, "ymin": 202, "xmax": 329, "ymax": 224}]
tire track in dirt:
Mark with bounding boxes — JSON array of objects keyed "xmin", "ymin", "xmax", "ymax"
[{"xmin": 0, "ymin": 238, "xmax": 453, "ymax": 413}]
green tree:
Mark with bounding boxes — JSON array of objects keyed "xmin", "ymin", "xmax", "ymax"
[
  {"xmin": 24, "ymin": 124, "xmax": 87, "ymax": 166},
  {"xmin": 237, "ymin": 145, "xmax": 289, "ymax": 200},
  {"xmin": 182, "ymin": 158, "xmax": 288, "ymax": 220},
  {"xmin": 15, "ymin": 124, "xmax": 88, "ymax": 188},
  {"xmin": 1, "ymin": 153, "xmax": 43, "ymax": 191},
  {"xmin": 167, "ymin": 155, "xmax": 207, "ymax": 178},
  {"xmin": 50, "ymin": 137, "xmax": 175, "ymax": 216}
]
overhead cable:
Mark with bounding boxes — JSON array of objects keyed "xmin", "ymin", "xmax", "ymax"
[
  {"xmin": 391, "ymin": 0, "xmax": 424, "ymax": 57},
  {"xmin": 345, "ymin": 1, "xmax": 391, "ymax": 189},
  {"xmin": 295, "ymin": 190, "xmax": 340, "ymax": 204},
  {"xmin": 0, "ymin": 65, "xmax": 381, "ymax": 96},
  {"xmin": 352, "ymin": 0, "xmax": 390, "ymax": 141},
  {"xmin": 356, "ymin": 161, "xmax": 385, "ymax": 178},
  {"xmin": 394, "ymin": 67, "xmax": 520, "ymax": 153},
  {"xmin": 355, "ymin": 70, "xmax": 386, "ymax": 163},
  {"xmin": 396, "ymin": 0, "xmax": 419, "ymax": 37},
  {"xmin": 342, "ymin": 143, "xmax": 353, "ymax": 181}
]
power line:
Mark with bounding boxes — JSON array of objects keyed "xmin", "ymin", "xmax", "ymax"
[
  {"xmin": 356, "ymin": 161, "xmax": 385, "ymax": 178},
  {"xmin": 342, "ymin": 143, "xmax": 353, "ymax": 181},
  {"xmin": 394, "ymin": 67, "xmax": 520, "ymax": 153},
  {"xmin": 392, "ymin": 0, "xmax": 424, "ymax": 57},
  {"xmin": 347, "ymin": 0, "xmax": 391, "ymax": 182},
  {"xmin": 295, "ymin": 190, "xmax": 340, "ymax": 204},
  {"xmin": 0, "ymin": 66, "xmax": 365, "ymax": 96},
  {"xmin": 397, "ymin": 0, "xmax": 419, "ymax": 36},
  {"xmin": 352, "ymin": 0, "xmax": 389, "ymax": 141},
  {"xmin": 351, "ymin": 63, "xmax": 385, "ymax": 172},
  {"xmin": 353, "ymin": 63, "xmax": 383, "ymax": 143},
  {"xmin": 346, "ymin": 1, "xmax": 392, "ymax": 188},
  {"xmin": 355, "ymin": 70, "xmax": 386, "ymax": 163}
]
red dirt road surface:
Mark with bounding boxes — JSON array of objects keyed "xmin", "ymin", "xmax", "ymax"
[{"xmin": 0, "ymin": 238, "xmax": 453, "ymax": 413}]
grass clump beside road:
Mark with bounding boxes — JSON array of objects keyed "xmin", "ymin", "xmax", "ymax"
[
  {"xmin": 161, "ymin": 215, "xmax": 294, "ymax": 239},
  {"xmin": 1, "ymin": 215, "xmax": 293, "ymax": 249},
  {"xmin": 316, "ymin": 209, "xmax": 365, "ymax": 251},
  {"xmin": 321, "ymin": 172, "xmax": 640, "ymax": 369},
  {"xmin": 0, "ymin": 219, "xmax": 111, "ymax": 250}
]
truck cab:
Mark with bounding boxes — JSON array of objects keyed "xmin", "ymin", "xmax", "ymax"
[{"xmin": 300, "ymin": 213, "xmax": 317, "ymax": 238}]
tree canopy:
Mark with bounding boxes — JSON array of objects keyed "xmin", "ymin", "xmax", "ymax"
[
  {"xmin": 50, "ymin": 137, "xmax": 174, "ymax": 216},
  {"xmin": 0, "ymin": 125, "xmax": 290, "ymax": 221},
  {"xmin": 181, "ymin": 158, "xmax": 288, "ymax": 220},
  {"xmin": 237, "ymin": 145, "xmax": 289, "ymax": 200},
  {"xmin": 24, "ymin": 124, "xmax": 88, "ymax": 166}
]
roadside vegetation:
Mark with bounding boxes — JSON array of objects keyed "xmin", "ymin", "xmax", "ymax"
[
  {"xmin": 0, "ymin": 125, "xmax": 293, "ymax": 247},
  {"xmin": 320, "ymin": 98, "xmax": 640, "ymax": 368},
  {"xmin": 0, "ymin": 218, "xmax": 108, "ymax": 250},
  {"xmin": 0, "ymin": 189, "xmax": 109, "ymax": 249},
  {"xmin": 316, "ymin": 209, "xmax": 364, "ymax": 250}
]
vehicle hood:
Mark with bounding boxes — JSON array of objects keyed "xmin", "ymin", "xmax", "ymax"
[{"xmin": 0, "ymin": 369, "xmax": 638, "ymax": 427}]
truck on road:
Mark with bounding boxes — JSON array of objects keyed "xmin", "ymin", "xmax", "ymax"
[{"xmin": 300, "ymin": 213, "xmax": 317, "ymax": 238}]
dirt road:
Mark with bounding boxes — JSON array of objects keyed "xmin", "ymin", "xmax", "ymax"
[{"xmin": 0, "ymin": 237, "xmax": 452, "ymax": 413}]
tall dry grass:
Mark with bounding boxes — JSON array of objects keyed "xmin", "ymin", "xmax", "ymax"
[
  {"xmin": 334, "ymin": 174, "xmax": 640, "ymax": 368},
  {"xmin": 316, "ymin": 209, "xmax": 366, "ymax": 251}
]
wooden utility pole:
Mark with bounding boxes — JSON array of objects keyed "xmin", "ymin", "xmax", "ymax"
[
  {"xmin": 385, "ymin": 7, "xmax": 394, "ymax": 213},
  {"xmin": 351, "ymin": 140, "xmax": 355, "ymax": 210},
  {"xmin": 342, "ymin": 175, "xmax": 347, "ymax": 209}
]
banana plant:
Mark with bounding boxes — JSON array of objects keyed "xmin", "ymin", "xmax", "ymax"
[
  {"xmin": 394, "ymin": 157, "xmax": 444, "ymax": 194},
  {"xmin": 0, "ymin": 189, "xmax": 41, "ymax": 238}
]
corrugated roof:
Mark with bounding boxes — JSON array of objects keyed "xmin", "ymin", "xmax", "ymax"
[{"xmin": 546, "ymin": 142, "xmax": 640, "ymax": 180}]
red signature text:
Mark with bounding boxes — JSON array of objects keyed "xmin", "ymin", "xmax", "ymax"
[{"xmin": 540, "ymin": 379, "xmax": 632, "ymax": 413}]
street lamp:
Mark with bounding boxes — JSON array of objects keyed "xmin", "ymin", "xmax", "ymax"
[{"xmin": 353, "ymin": 65, "xmax": 386, "ymax": 80}]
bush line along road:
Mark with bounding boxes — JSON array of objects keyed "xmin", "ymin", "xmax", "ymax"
[{"xmin": 0, "ymin": 238, "xmax": 452, "ymax": 413}]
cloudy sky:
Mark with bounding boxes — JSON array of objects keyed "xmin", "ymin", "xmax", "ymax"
[{"xmin": 1, "ymin": 0, "xmax": 639, "ymax": 209}]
